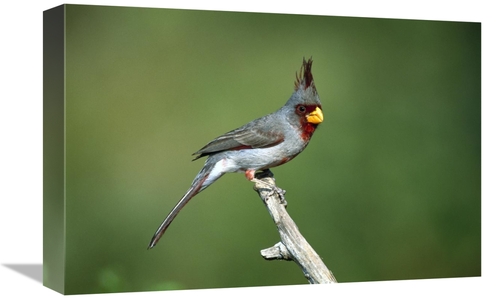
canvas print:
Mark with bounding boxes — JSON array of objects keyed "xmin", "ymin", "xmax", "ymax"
[{"xmin": 43, "ymin": 4, "xmax": 481, "ymax": 295}]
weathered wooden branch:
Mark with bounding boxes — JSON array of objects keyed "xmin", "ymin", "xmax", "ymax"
[{"xmin": 253, "ymin": 170, "xmax": 337, "ymax": 284}]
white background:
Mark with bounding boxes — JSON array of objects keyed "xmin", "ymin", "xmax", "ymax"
[{"xmin": 1, "ymin": 1, "xmax": 498, "ymax": 298}]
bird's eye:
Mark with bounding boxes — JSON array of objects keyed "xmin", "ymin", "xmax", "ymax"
[{"xmin": 297, "ymin": 105, "xmax": 306, "ymax": 113}]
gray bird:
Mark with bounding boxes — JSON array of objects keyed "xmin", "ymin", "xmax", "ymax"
[{"xmin": 148, "ymin": 58, "xmax": 323, "ymax": 249}]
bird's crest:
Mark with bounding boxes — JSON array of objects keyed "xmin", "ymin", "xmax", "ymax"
[{"xmin": 294, "ymin": 57, "xmax": 315, "ymax": 92}]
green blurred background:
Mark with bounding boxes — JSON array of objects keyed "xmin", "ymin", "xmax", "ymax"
[{"xmin": 54, "ymin": 4, "xmax": 480, "ymax": 294}]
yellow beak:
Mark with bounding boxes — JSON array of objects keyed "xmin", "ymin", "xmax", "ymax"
[{"xmin": 306, "ymin": 106, "xmax": 324, "ymax": 124}]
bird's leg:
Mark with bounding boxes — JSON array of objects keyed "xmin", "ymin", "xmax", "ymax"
[{"xmin": 249, "ymin": 169, "xmax": 287, "ymax": 206}]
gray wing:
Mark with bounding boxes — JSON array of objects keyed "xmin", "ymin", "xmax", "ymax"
[{"xmin": 192, "ymin": 115, "xmax": 285, "ymax": 160}]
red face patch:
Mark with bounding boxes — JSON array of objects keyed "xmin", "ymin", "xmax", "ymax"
[{"xmin": 295, "ymin": 104, "xmax": 321, "ymax": 141}]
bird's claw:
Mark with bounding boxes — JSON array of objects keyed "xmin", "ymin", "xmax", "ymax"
[
  {"xmin": 253, "ymin": 170, "xmax": 287, "ymax": 206},
  {"xmin": 273, "ymin": 187, "xmax": 287, "ymax": 206},
  {"xmin": 262, "ymin": 185, "xmax": 287, "ymax": 207}
]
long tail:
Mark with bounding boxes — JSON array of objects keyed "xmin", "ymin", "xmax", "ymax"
[{"xmin": 147, "ymin": 160, "xmax": 222, "ymax": 249}]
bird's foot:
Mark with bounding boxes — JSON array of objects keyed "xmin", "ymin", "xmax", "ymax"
[
  {"xmin": 273, "ymin": 186, "xmax": 287, "ymax": 206},
  {"xmin": 252, "ymin": 171, "xmax": 287, "ymax": 206}
]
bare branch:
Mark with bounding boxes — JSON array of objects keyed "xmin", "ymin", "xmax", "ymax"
[{"xmin": 253, "ymin": 170, "xmax": 337, "ymax": 284}]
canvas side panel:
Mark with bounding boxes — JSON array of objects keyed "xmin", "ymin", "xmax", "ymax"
[{"xmin": 43, "ymin": 4, "xmax": 65, "ymax": 294}]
